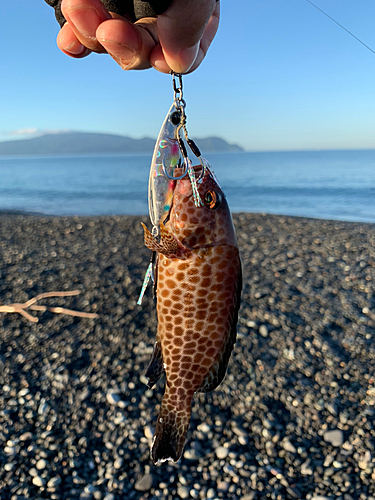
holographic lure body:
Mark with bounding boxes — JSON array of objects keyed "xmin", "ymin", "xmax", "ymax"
[{"xmin": 148, "ymin": 103, "xmax": 183, "ymax": 233}]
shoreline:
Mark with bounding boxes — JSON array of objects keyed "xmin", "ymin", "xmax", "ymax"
[
  {"xmin": 1, "ymin": 208, "xmax": 375, "ymax": 225},
  {"xmin": 0, "ymin": 213, "xmax": 374, "ymax": 499}
]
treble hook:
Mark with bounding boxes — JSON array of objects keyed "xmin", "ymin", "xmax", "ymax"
[{"xmin": 162, "ymin": 156, "xmax": 188, "ymax": 180}]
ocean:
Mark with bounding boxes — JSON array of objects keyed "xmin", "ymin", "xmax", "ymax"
[{"xmin": 0, "ymin": 150, "xmax": 374, "ymax": 223}]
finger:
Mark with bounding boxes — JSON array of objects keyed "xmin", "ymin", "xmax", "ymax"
[
  {"xmin": 156, "ymin": 0, "xmax": 219, "ymax": 73},
  {"xmin": 183, "ymin": 2, "xmax": 220, "ymax": 73},
  {"xmin": 61, "ymin": 0, "xmax": 111, "ymax": 53},
  {"xmin": 57, "ymin": 22, "xmax": 92, "ymax": 58},
  {"xmin": 150, "ymin": 2, "xmax": 220, "ymax": 74},
  {"xmin": 96, "ymin": 17, "xmax": 159, "ymax": 70}
]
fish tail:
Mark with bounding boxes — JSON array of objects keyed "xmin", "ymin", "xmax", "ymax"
[{"xmin": 151, "ymin": 394, "xmax": 192, "ymax": 464}]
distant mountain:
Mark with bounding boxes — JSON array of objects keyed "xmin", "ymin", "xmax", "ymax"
[{"xmin": 0, "ymin": 132, "xmax": 244, "ymax": 156}]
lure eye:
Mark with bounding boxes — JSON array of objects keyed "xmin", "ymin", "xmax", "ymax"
[
  {"xmin": 170, "ymin": 111, "xmax": 181, "ymax": 126},
  {"xmin": 204, "ymin": 190, "xmax": 222, "ymax": 210}
]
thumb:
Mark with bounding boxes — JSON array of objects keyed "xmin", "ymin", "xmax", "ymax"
[{"xmin": 157, "ymin": 0, "xmax": 219, "ymax": 73}]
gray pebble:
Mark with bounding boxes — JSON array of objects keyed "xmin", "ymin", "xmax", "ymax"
[
  {"xmin": 134, "ymin": 473, "xmax": 153, "ymax": 491},
  {"xmin": 282, "ymin": 439, "xmax": 297, "ymax": 453},
  {"xmin": 197, "ymin": 423, "xmax": 211, "ymax": 433},
  {"xmin": 32, "ymin": 476, "xmax": 46, "ymax": 487},
  {"xmin": 303, "ymin": 393, "xmax": 313, "ymax": 406},
  {"xmin": 259, "ymin": 325, "xmax": 268, "ymax": 337},
  {"xmin": 358, "ymin": 450, "xmax": 372, "ymax": 469},
  {"xmin": 177, "ymin": 486, "xmax": 190, "ymax": 499},
  {"xmin": 232, "ymin": 426, "xmax": 247, "ymax": 438},
  {"xmin": 84, "ymin": 484, "xmax": 97, "ymax": 494},
  {"xmin": 183, "ymin": 441, "xmax": 203, "ymax": 460},
  {"xmin": 38, "ymin": 399, "xmax": 49, "ymax": 415},
  {"xmin": 106, "ymin": 392, "xmax": 121, "ymax": 405},
  {"xmin": 217, "ymin": 481, "xmax": 230, "ymax": 492},
  {"xmin": 323, "ymin": 429, "xmax": 344, "ymax": 447},
  {"xmin": 238, "ymin": 435, "xmax": 248, "ymax": 445},
  {"xmin": 323, "ymin": 454, "xmax": 334, "ymax": 467},
  {"xmin": 80, "ymin": 493, "xmax": 92, "ymax": 500},
  {"xmin": 6, "ymin": 439, "xmax": 18, "ymax": 447},
  {"xmin": 47, "ymin": 476, "xmax": 62, "ymax": 488},
  {"xmin": 301, "ymin": 460, "xmax": 313, "ymax": 475},
  {"xmin": 144, "ymin": 425, "xmax": 154, "ymax": 440},
  {"xmin": 19, "ymin": 432, "xmax": 33, "ymax": 441},
  {"xmin": 215, "ymin": 446, "xmax": 229, "ymax": 459},
  {"xmin": 36, "ymin": 459, "xmax": 47, "ymax": 470},
  {"xmin": 113, "ymin": 458, "xmax": 123, "ymax": 469}
]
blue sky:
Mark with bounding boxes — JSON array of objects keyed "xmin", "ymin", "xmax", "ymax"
[{"xmin": 1, "ymin": 0, "xmax": 375, "ymax": 151}]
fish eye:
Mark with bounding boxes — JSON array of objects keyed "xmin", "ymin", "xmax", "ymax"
[
  {"xmin": 204, "ymin": 190, "xmax": 222, "ymax": 210},
  {"xmin": 170, "ymin": 111, "xmax": 181, "ymax": 126}
]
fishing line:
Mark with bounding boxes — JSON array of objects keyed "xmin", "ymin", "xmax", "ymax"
[{"xmin": 304, "ymin": 0, "xmax": 375, "ymax": 56}]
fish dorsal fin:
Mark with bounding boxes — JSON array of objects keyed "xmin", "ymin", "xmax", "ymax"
[{"xmin": 141, "ymin": 223, "xmax": 187, "ymax": 257}]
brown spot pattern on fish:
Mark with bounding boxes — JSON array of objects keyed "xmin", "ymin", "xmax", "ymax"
[{"xmin": 143, "ymin": 165, "xmax": 242, "ymax": 464}]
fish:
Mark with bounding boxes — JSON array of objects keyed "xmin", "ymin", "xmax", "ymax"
[{"xmin": 142, "ymin": 163, "xmax": 242, "ymax": 464}]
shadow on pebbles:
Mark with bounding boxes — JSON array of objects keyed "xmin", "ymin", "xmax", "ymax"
[{"xmin": 0, "ymin": 213, "xmax": 374, "ymax": 500}]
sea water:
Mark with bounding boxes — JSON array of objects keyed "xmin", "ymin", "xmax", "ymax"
[{"xmin": 0, "ymin": 150, "xmax": 374, "ymax": 223}]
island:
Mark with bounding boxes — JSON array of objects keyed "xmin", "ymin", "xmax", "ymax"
[{"xmin": 0, "ymin": 132, "xmax": 244, "ymax": 156}]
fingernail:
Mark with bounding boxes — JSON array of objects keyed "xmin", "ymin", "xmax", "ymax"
[
  {"xmin": 177, "ymin": 43, "xmax": 200, "ymax": 73},
  {"xmin": 98, "ymin": 39, "xmax": 136, "ymax": 61},
  {"xmin": 65, "ymin": 6, "xmax": 102, "ymax": 37},
  {"xmin": 64, "ymin": 39, "xmax": 89, "ymax": 56},
  {"xmin": 152, "ymin": 58, "xmax": 169, "ymax": 73}
]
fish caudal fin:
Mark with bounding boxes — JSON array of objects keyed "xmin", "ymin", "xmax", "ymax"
[{"xmin": 151, "ymin": 398, "xmax": 192, "ymax": 464}]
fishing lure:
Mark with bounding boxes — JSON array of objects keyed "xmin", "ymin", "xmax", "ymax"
[
  {"xmin": 148, "ymin": 73, "xmax": 204, "ymax": 235},
  {"xmin": 147, "ymin": 101, "xmax": 182, "ymax": 233}
]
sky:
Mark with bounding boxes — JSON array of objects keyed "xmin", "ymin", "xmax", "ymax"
[{"xmin": 1, "ymin": 0, "xmax": 375, "ymax": 151}]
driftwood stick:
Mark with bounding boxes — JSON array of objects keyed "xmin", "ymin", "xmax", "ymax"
[
  {"xmin": 0, "ymin": 290, "xmax": 99, "ymax": 323},
  {"xmin": 45, "ymin": 306, "xmax": 98, "ymax": 319},
  {"xmin": 23, "ymin": 290, "xmax": 81, "ymax": 308}
]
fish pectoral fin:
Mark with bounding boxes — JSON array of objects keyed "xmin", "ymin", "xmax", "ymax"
[
  {"xmin": 159, "ymin": 222, "xmax": 187, "ymax": 256},
  {"xmin": 145, "ymin": 341, "xmax": 164, "ymax": 389},
  {"xmin": 142, "ymin": 223, "xmax": 165, "ymax": 253},
  {"xmin": 141, "ymin": 222, "xmax": 186, "ymax": 257}
]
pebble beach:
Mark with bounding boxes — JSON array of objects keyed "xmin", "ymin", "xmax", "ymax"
[{"xmin": 0, "ymin": 212, "xmax": 374, "ymax": 500}]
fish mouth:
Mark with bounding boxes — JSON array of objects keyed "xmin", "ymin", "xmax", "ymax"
[{"xmin": 164, "ymin": 164, "xmax": 207, "ymax": 221}]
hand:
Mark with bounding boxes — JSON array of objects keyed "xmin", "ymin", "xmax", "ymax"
[{"xmin": 57, "ymin": 0, "xmax": 219, "ymax": 73}]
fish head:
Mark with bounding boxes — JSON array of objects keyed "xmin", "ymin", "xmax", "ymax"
[{"xmin": 168, "ymin": 165, "xmax": 238, "ymax": 249}]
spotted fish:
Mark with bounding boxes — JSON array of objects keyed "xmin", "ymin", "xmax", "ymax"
[{"xmin": 142, "ymin": 164, "xmax": 242, "ymax": 464}]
